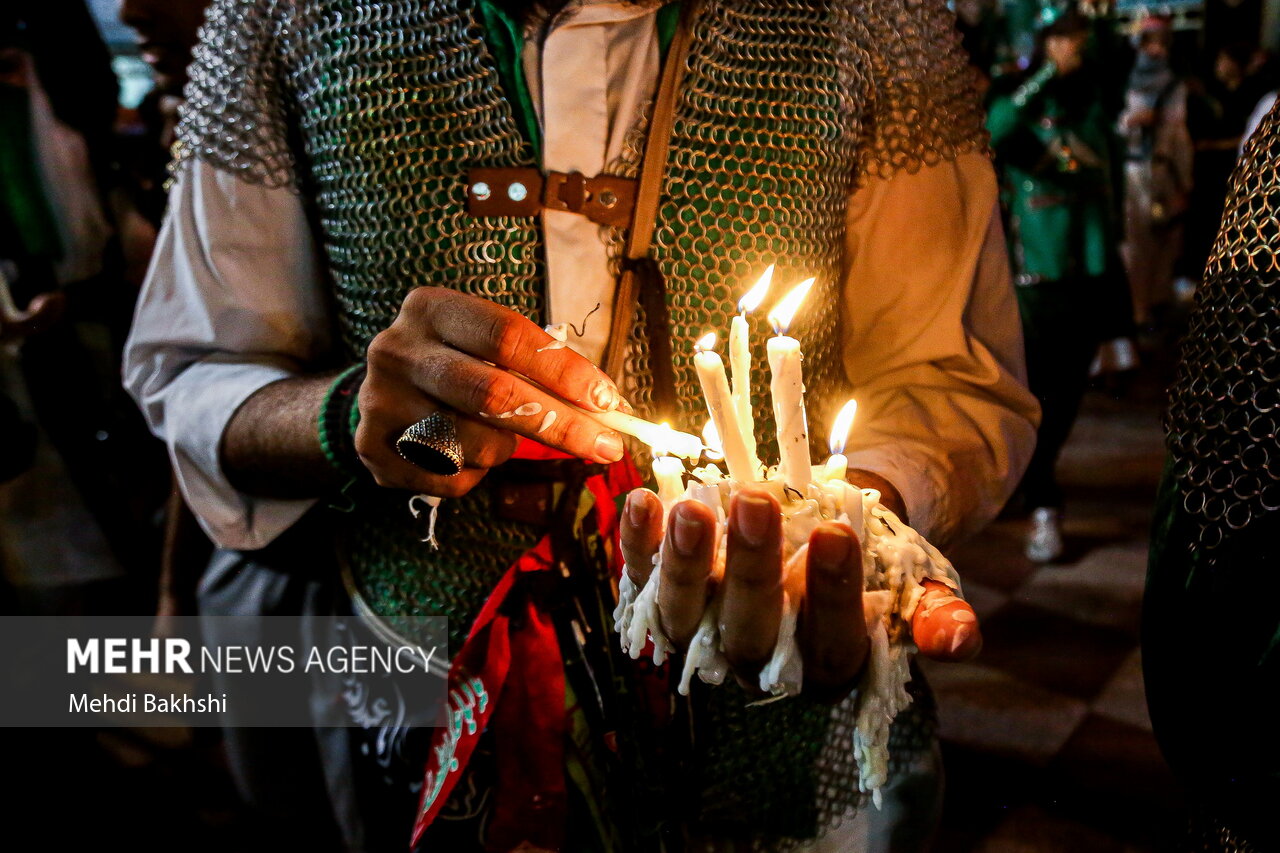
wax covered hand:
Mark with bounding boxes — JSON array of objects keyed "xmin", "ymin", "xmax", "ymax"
[
  {"xmin": 619, "ymin": 486, "xmax": 981, "ymax": 698},
  {"xmin": 356, "ymin": 287, "xmax": 628, "ymax": 497}
]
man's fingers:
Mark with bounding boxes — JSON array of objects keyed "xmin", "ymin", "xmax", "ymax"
[
  {"xmin": 911, "ymin": 579, "xmax": 982, "ymax": 662},
  {"xmin": 620, "ymin": 490, "xmax": 663, "ymax": 588},
  {"xmin": 390, "ymin": 341, "xmax": 625, "ymax": 465},
  {"xmin": 720, "ymin": 489, "xmax": 784, "ymax": 681},
  {"xmin": 800, "ymin": 523, "xmax": 868, "ymax": 696},
  {"xmin": 418, "ymin": 288, "xmax": 624, "ymax": 413},
  {"xmin": 657, "ymin": 500, "xmax": 716, "ymax": 647},
  {"xmin": 355, "ymin": 381, "xmax": 517, "ymax": 496}
]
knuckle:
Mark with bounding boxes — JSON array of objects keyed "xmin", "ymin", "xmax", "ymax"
[
  {"xmin": 548, "ymin": 411, "xmax": 590, "ymax": 452},
  {"xmin": 466, "ymin": 368, "xmax": 516, "ymax": 415},
  {"xmin": 486, "ymin": 309, "xmax": 528, "ymax": 365},
  {"xmin": 366, "ymin": 328, "xmax": 407, "ymax": 374},
  {"xmin": 400, "ymin": 285, "xmax": 439, "ymax": 316},
  {"xmin": 722, "ymin": 634, "xmax": 771, "ymax": 669}
]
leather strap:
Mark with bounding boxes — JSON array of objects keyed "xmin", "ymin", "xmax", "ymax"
[
  {"xmin": 466, "ymin": 167, "xmax": 637, "ymax": 228},
  {"xmin": 602, "ymin": 0, "xmax": 702, "ymax": 385}
]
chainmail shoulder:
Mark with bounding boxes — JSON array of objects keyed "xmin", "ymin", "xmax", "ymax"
[
  {"xmin": 845, "ymin": 0, "xmax": 989, "ymax": 182},
  {"xmin": 1166, "ymin": 99, "xmax": 1280, "ymax": 552},
  {"xmin": 174, "ymin": 0, "xmax": 297, "ymax": 189}
]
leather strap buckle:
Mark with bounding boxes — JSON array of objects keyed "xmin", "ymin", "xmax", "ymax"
[
  {"xmin": 466, "ymin": 167, "xmax": 635, "ymax": 228},
  {"xmin": 543, "ymin": 171, "xmax": 635, "ymax": 227}
]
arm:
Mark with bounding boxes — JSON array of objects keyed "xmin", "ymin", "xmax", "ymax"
[
  {"xmin": 123, "ymin": 160, "xmax": 336, "ymax": 549},
  {"xmin": 840, "ymin": 152, "xmax": 1040, "ymax": 546}
]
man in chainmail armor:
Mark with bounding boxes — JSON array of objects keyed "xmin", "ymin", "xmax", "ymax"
[
  {"xmin": 123, "ymin": 0, "xmax": 1038, "ymax": 850},
  {"xmin": 1151, "ymin": 99, "xmax": 1280, "ymax": 853}
]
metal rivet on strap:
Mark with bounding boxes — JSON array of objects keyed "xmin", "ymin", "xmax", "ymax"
[
  {"xmin": 471, "ymin": 181, "xmax": 491, "ymax": 200},
  {"xmin": 507, "ymin": 182, "xmax": 527, "ymax": 202},
  {"xmin": 598, "ymin": 189, "xmax": 617, "ymax": 208}
]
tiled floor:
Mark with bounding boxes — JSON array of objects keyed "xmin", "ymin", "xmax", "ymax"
[{"xmin": 929, "ymin": 356, "xmax": 1185, "ymax": 851}]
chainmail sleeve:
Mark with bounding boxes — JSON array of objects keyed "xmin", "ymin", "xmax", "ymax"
[
  {"xmin": 1166, "ymin": 100, "xmax": 1280, "ymax": 553},
  {"xmin": 174, "ymin": 0, "xmax": 297, "ymax": 189},
  {"xmin": 848, "ymin": 0, "xmax": 988, "ymax": 182}
]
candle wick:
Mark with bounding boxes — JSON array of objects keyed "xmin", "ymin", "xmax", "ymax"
[
  {"xmin": 568, "ymin": 302, "xmax": 602, "ymax": 338},
  {"xmin": 783, "ymin": 485, "xmax": 804, "ymax": 502}
]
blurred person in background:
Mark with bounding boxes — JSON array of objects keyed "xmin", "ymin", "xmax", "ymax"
[
  {"xmin": 0, "ymin": 2, "xmax": 169, "ymax": 585},
  {"xmin": 117, "ymin": 0, "xmax": 209, "ymax": 229},
  {"xmin": 1119, "ymin": 14, "xmax": 1192, "ymax": 331},
  {"xmin": 1181, "ymin": 41, "xmax": 1266, "ymax": 288},
  {"xmin": 987, "ymin": 5, "xmax": 1132, "ymax": 562}
]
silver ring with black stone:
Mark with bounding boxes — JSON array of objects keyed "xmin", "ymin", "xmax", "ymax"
[{"xmin": 395, "ymin": 411, "xmax": 464, "ymax": 476}]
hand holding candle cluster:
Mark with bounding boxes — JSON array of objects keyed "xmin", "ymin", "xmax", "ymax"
[{"xmin": 612, "ymin": 271, "xmax": 980, "ymax": 805}]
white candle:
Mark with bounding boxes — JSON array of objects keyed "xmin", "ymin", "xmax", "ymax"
[
  {"xmin": 585, "ymin": 409, "xmax": 703, "ymax": 460},
  {"xmin": 701, "ymin": 419, "xmax": 725, "ymax": 463},
  {"xmin": 693, "ymin": 333, "xmax": 757, "ymax": 484},
  {"xmin": 730, "ymin": 266, "xmax": 773, "ymax": 470},
  {"xmin": 823, "ymin": 400, "xmax": 858, "ymax": 483},
  {"xmin": 766, "ymin": 278, "xmax": 816, "ymax": 498},
  {"xmin": 653, "ymin": 454, "xmax": 686, "ymax": 511}
]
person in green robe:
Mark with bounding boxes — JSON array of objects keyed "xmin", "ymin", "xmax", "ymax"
[{"xmin": 987, "ymin": 6, "xmax": 1132, "ymax": 562}]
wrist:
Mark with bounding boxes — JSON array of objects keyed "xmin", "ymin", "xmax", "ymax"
[
  {"xmin": 846, "ymin": 468, "xmax": 907, "ymax": 523},
  {"xmin": 318, "ymin": 363, "xmax": 368, "ymax": 480}
]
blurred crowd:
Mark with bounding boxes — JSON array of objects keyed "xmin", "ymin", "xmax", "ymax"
[
  {"xmin": 967, "ymin": 0, "xmax": 1280, "ymax": 562},
  {"xmin": 0, "ymin": 0, "xmax": 208, "ymax": 619}
]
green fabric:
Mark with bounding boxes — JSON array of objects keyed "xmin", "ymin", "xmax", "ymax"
[
  {"xmin": 475, "ymin": 0, "xmax": 542, "ymax": 159},
  {"xmin": 0, "ymin": 85, "xmax": 62, "ymax": 261},
  {"xmin": 1143, "ymin": 460, "xmax": 1280, "ymax": 847},
  {"xmin": 655, "ymin": 1, "xmax": 680, "ymax": 60}
]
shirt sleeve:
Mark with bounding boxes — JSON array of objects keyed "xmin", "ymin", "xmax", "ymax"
[
  {"xmin": 840, "ymin": 151, "xmax": 1040, "ymax": 546},
  {"xmin": 123, "ymin": 158, "xmax": 333, "ymax": 550}
]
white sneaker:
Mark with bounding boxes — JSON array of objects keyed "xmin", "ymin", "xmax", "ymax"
[{"xmin": 1026, "ymin": 507, "xmax": 1064, "ymax": 563}]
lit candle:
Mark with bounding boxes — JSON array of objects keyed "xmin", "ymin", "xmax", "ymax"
[
  {"xmin": 693, "ymin": 333, "xmax": 757, "ymax": 484},
  {"xmin": 702, "ymin": 419, "xmax": 725, "ymax": 463},
  {"xmin": 731, "ymin": 266, "xmax": 773, "ymax": 470},
  {"xmin": 653, "ymin": 453, "xmax": 686, "ymax": 512},
  {"xmin": 584, "ymin": 408, "xmax": 703, "ymax": 460},
  {"xmin": 823, "ymin": 400, "xmax": 857, "ymax": 482},
  {"xmin": 766, "ymin": 278, "xmax": 816, "ymax": 498}
]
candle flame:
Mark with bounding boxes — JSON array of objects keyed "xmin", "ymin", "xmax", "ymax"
[
  {"xmin": 702, "ymin": 420, "xmax": 725, "ymax": 461},
  {"xmin": 695, "ymin": 332, "xmax": 718, "ymax": 352},
  {"xmin": 738, "ymin": 265, "xmax": 774, "ymax": 314},
  {"xmin": 652, "ymin": 421, "xmax": 676, "ymax": 457},
  {"xmin": 828, "ymin": 400, "xmax": 857, "ymax": 456},
  {"xmin": 767, "ymin": 277, "xmax": 815, "ymax": 335}
]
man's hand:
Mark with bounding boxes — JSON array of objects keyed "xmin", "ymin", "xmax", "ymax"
[
  {"xmin": 0, "ymin": 292, "xmax": 65, "ymax": 344},
  {"xmin": 356, "ymin": 287, "xmax": 629, "ymax": 498},
  {"xmin": 619, "ymin": 485, "xmax": 982, "ymax": 698}
]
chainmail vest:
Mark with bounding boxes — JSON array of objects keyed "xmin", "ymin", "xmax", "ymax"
[
  {"xmin": 177, "ymin": 0, "xmax": 985, "ymax": 845},
  {"xmin": 1167, "ymin": 101, "xmax": 1280, "ymax": 555}
]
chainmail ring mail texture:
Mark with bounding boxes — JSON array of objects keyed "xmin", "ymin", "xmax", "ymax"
[{"xmin": 176, "ymin": 0, "xmax": 987, "ymax": 846}]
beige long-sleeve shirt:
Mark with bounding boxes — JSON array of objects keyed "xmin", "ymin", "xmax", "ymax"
[{"xmin": 124, "ymin": 0, "xmax": 1038, "ymax": 551}]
